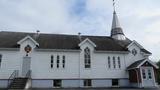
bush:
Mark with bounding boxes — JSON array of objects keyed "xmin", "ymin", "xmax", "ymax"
[{"xmin": 156, "ymin": 60, "xmax": 160, "ymax": 84}]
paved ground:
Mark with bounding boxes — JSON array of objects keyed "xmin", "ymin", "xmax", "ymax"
[
  {"xmin": 26, "ymin": 88, "xmax": 160, "ymax": 90},
  {"xmin": 1, "ymin": 88, "xmax": 160, "ymax": 90}
]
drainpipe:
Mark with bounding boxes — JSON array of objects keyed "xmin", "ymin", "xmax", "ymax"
[
  {"xmin": 78, "ymin": 49, "xmax": 81, "ymax": 88},
  {"xmin": 78, "ymin": 33, "xmax": 81, "ymax": 88},
  {"xmin": 135, "ymin": 69, "xmax": 140, "ymax": 88}
]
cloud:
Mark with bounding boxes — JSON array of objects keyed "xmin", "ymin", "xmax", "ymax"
[
  {"xmin": 0, "ymin": 0, "xmax": 159, "ymax": 61},
  {"xmin": 0, "ymin": 0, "xmax": 73, "ymax": 33}
]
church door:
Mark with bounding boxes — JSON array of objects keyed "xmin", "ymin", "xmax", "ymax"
[
  {"xmin": 22, "ymin": 57, "xmax": 31, "ymax": 77},
  {"xmin": 141, "ymin": 67, "xmax": 155, "ymax": 87}
]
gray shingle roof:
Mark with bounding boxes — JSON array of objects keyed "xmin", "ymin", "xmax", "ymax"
[
  {"xmin": 0, "ymin": 31, "xmax": 132, "ymax": 51},
  {"xmin": 141, "ymin": 49, "xmax": 152, "ymax": 54},
  {"xmin": 127, "ymin": 59, "xmax": 145, "ymax": 70}
]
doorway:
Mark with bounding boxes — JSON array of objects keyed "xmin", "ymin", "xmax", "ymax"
[
  {"xmin": 141, "ymin": 67, "xmax": 155, "ymax": 87},
  {"xmin": 22, "ymin": 57, "xmax": 31, "ymax": 77}
]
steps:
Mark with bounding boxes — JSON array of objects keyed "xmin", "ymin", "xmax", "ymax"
[{"xmin": 8, "ymin": 78, "xmax": 28, "ymax": 89}]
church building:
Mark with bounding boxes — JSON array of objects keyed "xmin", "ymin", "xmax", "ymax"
[{"xmin": 0, "ymin": 8, "xmax": 159, "ymax": 89}]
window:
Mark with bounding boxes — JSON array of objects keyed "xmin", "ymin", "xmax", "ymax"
[
  {"xmin": 62, "ymin": 56, "xmax": 65, "ymax": 68},
  {"xmin": 108, "ymin": 56, "xmax": 111, "ymax": 69},
  {"xmin": 118, "ymin": 57, "xmax": 121, "ymax": 68},
  {"xmin": 51, "ymin": 55, "xmax": 54, "ymax": 68},
  {"xmin": 132, "ymin": 49, "xmax": 137, "ymax": 56},
  {"xmin": 84, "ymin": 47, "xmax": 91, "ymax": 68},
  {"xmin": 84, "ymin": 79, "xmax": 92, "ymax": 87},
  {"xmin": 113, "ymin": 57, "xmax": 116, "ymax": 69},
  {"xmin": 148, "ymin": 69, "xmax": 152, "ymax": 79},
  {"xmin": 112, "ymin": 79, "xmax": 119, "ymax": 86},
  {"xmin": 57, "ymin": 55, "xmax": 60, "ymax": 68},
  {"xmin": 53, "ymin": 80, "xmax": 61, "ymax": 87},
  {"xmin": 142, "ymin": 69, "xmax": 146, "ymax": 79},
  {"xmin": 0, "ymin": 54, "xmax": 2, "ymax": 68}
]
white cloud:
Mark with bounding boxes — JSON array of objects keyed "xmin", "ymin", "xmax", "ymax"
[{"xmin": 0, "ymin": 0, "xmax": 160, "ymax": 61}]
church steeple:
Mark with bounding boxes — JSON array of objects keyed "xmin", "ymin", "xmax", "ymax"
[{"xmin": 111, "ymin": 0, "xmax": 126, "ymax": 40}]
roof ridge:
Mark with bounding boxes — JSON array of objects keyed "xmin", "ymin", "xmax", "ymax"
[
  {"xmin": 0, "ymin": 31, "xmax": 111, "ymax": 38},
  {"xmin": 0, "ymin": 31, "xmax": 129, "ymax": 51}
]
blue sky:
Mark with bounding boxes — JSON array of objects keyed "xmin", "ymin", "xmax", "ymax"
[{"xmin": 0, "ymin": 0, "xmax": 160, "ymax": 61}]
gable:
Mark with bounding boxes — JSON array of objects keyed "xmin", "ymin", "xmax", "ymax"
[
  {"xmin": 139, "ymin": 60, "xmax": 158, "ymax": 69},
  {"xmin": 127, "ymin": 40, "xmax": 151, "ymax": 55},
  {"xmin": 141, "ymin": 61, "xmax": 154, "ymax": 67},
  {"xmin": 17, "ymin": 35, "xmax": 39, "ymax": 46},
  {"xmin": 79, "ymin": 38, "xmax": 96, "ymax": 48},
  {"xmin": 127, "ymin": 59, "xmax": 159, "ymax": 70},
  {"xmin": 127, "ymin": 40, "xmax": 143, "ymax": 49}
]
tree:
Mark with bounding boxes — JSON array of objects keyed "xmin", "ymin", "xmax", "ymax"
[{"xmin": 156, "ymin": 60, "xmax": 160, "ymax": 84}]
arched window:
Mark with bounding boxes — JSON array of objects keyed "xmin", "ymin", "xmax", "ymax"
[
  {"xmin": 84, "ymin": 47, "xmax": 91, "ymax": 68},
  {"xmin": 108, "ymin": 56, "xmax": 111, "ymax": 69},
  {"xmin": 142, "ymin": 69, "xmax": 146, "ymax": 79},
  {"xmin": 118, "ymin": 57, "xmax": 121, "ymax": 68},
  {"xmin": 51, "ymin": 55, "xmax": 54, "ymax": 68},
  {"xmin": 0, "ymin": 54, "xmax": 2, "ymax": 68},
  {"xmin": 113, "ymin": 56, "xmax": 116, "ymax": 69},
  {"xmin": 62, "ymin": 55, "xmax": 65, "ymax": 68},
  {"xmin": 57, "ymin": 55, "xmax": 60, "ymax": 68}
]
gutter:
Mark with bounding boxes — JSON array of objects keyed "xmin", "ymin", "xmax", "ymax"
[{"xmin": 0, "ymin": 48, "xmax": 19, "ymax": 51}]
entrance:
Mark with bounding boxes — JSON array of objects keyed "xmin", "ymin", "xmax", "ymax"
[
  {"xmin": 22, "ymin": 57, "xmax": 31, "ymax": 77},
  {"xmin": 141, "ymin": 67, "xmax": 155, "ymax": 87}
]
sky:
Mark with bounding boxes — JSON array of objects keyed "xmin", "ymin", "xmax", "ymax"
[{"xmin": 0, "ymin": 0, "xmax": 160, "ymax": 61}]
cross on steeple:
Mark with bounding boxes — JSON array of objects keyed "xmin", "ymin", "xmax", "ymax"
[{"xmin": 113, "ymin": 0, "xmax": 116, "ymax": 12}]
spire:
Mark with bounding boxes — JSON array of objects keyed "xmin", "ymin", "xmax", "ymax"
[
  {"xmin": 111, "ymin": 11, "xmax": 124, "ymax": 36},
  {"xmin": 110, "ymin": 0, "xmax": 126, "ymax": 40}
]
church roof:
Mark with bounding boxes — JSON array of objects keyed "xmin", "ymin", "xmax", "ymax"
[
  {"xmin": 141, "ymin": 49, "xmax": 152, "ymax": 54},
  {"xmin": 0, "ymin": 31, "xmax": 131, "ymax": 51},
  {"xmin": 127, "ymin": 59, "xmax": 145, "ymax": 70},
  {"xmin": 127, "ymin": 59, "xmax": 158, "ymax": 70}
]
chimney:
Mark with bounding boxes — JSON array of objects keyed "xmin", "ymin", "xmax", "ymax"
[
  {"xmin": 34, "ymin": 30, "xmax": 40, "ymax": 40},
  {"xmin": 78, "ymin": 32, "xmax": 82, "ymax": 42}
]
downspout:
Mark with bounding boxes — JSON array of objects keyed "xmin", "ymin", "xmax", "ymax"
[
  {"xmin": 78, "ymin": 33, "xmax": 81, "ymax": 88},
  {"xmin": 135, "ymin": 69, "xmax": 140, "ymax": 88},
  {"xmin": 78, "ymin": 50, "xmax": 81, "ymax": 88}
]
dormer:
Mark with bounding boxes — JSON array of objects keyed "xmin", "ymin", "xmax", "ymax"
[
  {"xmin": 17, "ymin": 35, "xmax": 39, "ymax": 52},
  {"xmin": 78, "ymin": 38, "xmax": 96, "ymax": 51},
  {"xmin": 127, "ymin": 40, "xmax": 151, "ymax": 57}
]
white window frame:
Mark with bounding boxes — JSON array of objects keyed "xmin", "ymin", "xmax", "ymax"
[
  {"xmin": 51, "ymin": 55, "xmax": 54, "ymax": 68},
  {"xmin": 118, "ymin": 57, "xmax": 121, "ymax": 69},
  {"xmin": 62, "ymin": 55, "xmax": 65, "ymax": 68},
  {"xmin": 53, "ymin": 79, "xmax": 62, "ymax": 87},
  {"xmin": 57, "ymin": 55, "xmax": 60, "ymax": 68},
  {"xmin": 113, "ymin": 57, "xmax": 116, "ymax": 69},
  {"xmin": 147, "ymin": 69, "xmax": 152, "ymax": 79},
  {"xmin": 108, "ymin": 56, "xmax": 111, "ymax": 69},
  {"xmin": 83, "ymin": 79, "xmax": 92, "ymax": 87},
  {"xmin": 0, "ymin": 54, "xmax": 2, "ymax": 68},
  {"xmin": 84, "ymin": 47, "xmax": 91, "ymax": 68},
  {"xmin": 142, "ymin": 69, "xmax": 146, "ymax": 79}
]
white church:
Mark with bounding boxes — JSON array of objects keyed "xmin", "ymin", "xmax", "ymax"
[{"xmin": 0, "ymin": 9, "xmax": 159, "ymax": 89}]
